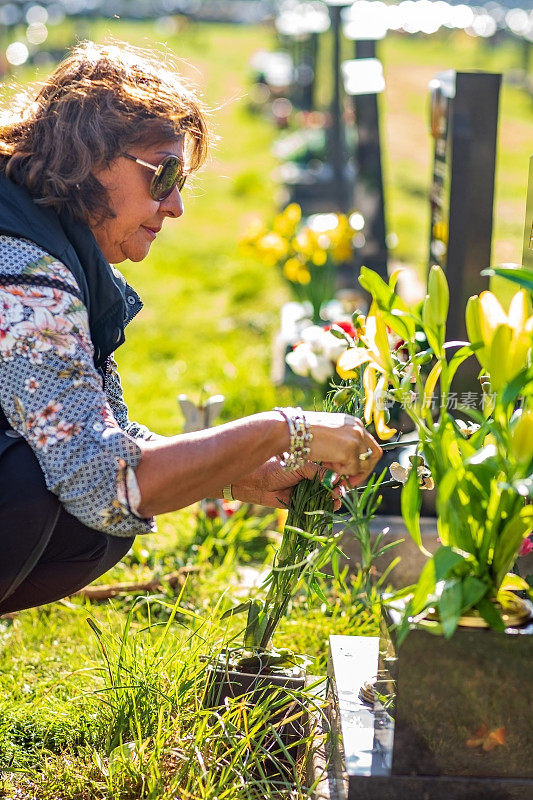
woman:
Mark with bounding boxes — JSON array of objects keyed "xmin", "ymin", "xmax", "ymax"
[{"xmin": 0, "ymin": 41, "xmax": 382, "ymax": 615}]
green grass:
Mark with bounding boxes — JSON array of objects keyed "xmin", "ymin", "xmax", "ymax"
[{"xmin": 0, "ymin": 18, "xmax": 532, "ymax": 799}]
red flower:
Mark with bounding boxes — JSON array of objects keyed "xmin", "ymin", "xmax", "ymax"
[
  {"xmin": 324, "ymin": 320, "xmax": 358, "ymax": 340},
  {"xmin": 519, "ymin": 535, "xmax": 533, "ymax": 557}
]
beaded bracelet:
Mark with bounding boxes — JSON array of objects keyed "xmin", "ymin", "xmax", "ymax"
[{"xmin": 274, "ymin": 406, "xmax": 313, "ymax": 470}]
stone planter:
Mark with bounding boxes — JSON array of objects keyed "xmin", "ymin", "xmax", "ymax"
[
  {"xmin": 204, "ymin": 659, "xmax": 316, "ymax": 777},
  {"xmin": 321, "ymin": 611, "xmax": 533, "ymax": 800},
  {"xmin": 387, "ymin": 604, "xmax": 533, "ymax": 782}
]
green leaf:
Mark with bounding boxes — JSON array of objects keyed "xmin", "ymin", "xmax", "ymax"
[
  {"xmin": 108, "ymin": 742, "xmax": 138, "ymax": 777},
  {"xmin": 461, "ymin": 576, "xmax": 489, "ymax": 611},
  {"xmin": 433, "ymin": 545, "xmax": 468, "ymax": 582},
  {"xmin": 476, "ymin": 597, "xmax": 505, "ymax": 632},
  {"xmin": 373, "ymin": 538, "xmax": 404, "ymax": 559},
  {"xmin": 438, "ymin": 578, "xmax": 463, "ymax": 638},
  {"xmin": 309, "ymin": 578, "xmax": 329, "ymax": 604},
  {"xmin": 436, "ymin": 468, "xmax": 458, "ymax": 508},
  {"xmin": 501, "ymin": 366, "xmax": 533, "ymax": 408},
  {"xmin": 492, "ymin": 506, "xmax": 533, "ymax": 588},
  {"xmin": 447, "ymin": 344, "xmax": 475, "ymax": 385},
  {"xmin": 401, "ymin": 460, "xmax": 427, "ymax": 553},
  {"xmin": 221, "ymin": 600, "xmax": 251, "ymax": 620},
  {"xmin": 411, "ymin": 558, "xmax": 437, "ymax": 615},
  {"xmin": 481, "ymin": 266, "xmax": 533, "ymax": 293},
  {"xmin": 358, "ymin": 266, "xmax": 415, "ymax": 339},
  {"xmin": 244, "ymin": 601, "xmax": 268, "ymax": 649},
  {"xmin": 329, "ymin": 324, "xmax": 353, "ymax": 342}
]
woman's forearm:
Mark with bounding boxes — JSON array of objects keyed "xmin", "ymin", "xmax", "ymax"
[{"xmin": 134, "ymin": 412, "xmax": 288, "ymax": 517}]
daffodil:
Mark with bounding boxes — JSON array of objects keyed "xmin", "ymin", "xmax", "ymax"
[
  {"xmin": 283, "ymin": 257, "xmax": 303, "ymax": 283},
  {"xmin": 272, "ymin": 203, "xmax": 301, "ymax": 238},
  {"xmin": 256, "ymin": 232, "xmax": 289, "ymax": 267}
]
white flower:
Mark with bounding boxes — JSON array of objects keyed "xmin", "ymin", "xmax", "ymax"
[
  {"xmin": 456, "ymin": 419, "xmax": 481, "ymax": 438},
  {"xmin": 286, "ymin": 322, "xmax": 352, "ymax": 383},
  {"xmin": 321, "ymin": 330, "xmax": 349, "ymax": 362},
  {"xmin": 390, "ymin": 456, "xmax": 434, "ymax": 489},
  {"xmin": 301, "ymin": 325, "xmax": 327, "ymax": 346},
  {"xmin": 309, "ymin": 352, "xmax": 334, "ymax": 383},
  {"xmin": 286, "ymin": 342, "xmax": 313, "ymax": 377}
]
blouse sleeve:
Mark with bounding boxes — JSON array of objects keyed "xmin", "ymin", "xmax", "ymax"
[
  {"xmin": 0, "ymin": 247, "xmax": 155, "ymax": 537},
  {"xmin": 105, "ymin": 354, "xmax": 162, "ymax": 441}
]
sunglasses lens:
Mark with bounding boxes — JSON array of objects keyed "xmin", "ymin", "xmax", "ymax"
[{"xmin": 151, "ymin": 157, "xmax": 185, "ymax": 201}]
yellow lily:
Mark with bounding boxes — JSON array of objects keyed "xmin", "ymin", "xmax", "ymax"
[
  {"xmin": 363, "ymin": 365, "xmax": 377, "ymax": 424},
  {"xmin": 336, "ymin": 347, "xmax": 382, "ymax": 379},
  {"xmin": 336, "ymin": 308, "xmax": 392, "ymax": 378},
  {"xmin": 373, "ymin": 374, "xmax": 397, "ymax": 440},
  {"xmin": 467, "ymin": 289, "xmax": 533, "ymax": 389},
  {"xmin": 478, "ymin": 291, "xmax": 507, "ymax": 344},
  {"xmin": 423, "ymin": 361, "xmax": 442, "ymax": 409},
  {"xmin": 365, "ymin": 306, "xmax": 395, "ymax": 373},
  {"xmin": 507, "ymin": 291, "xmax": 533, "ymax": 381}
]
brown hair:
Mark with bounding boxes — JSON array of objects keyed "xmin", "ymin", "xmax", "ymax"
[{"xmin": 0, "ymin": 40, "xmax": 210, "ymax": 223}]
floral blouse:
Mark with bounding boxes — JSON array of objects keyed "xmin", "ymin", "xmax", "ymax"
[{"xmin": 0, "ymin": 235, "xmax": 155, "ymax": 537}]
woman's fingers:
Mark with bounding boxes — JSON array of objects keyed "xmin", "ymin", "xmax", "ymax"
[{"xmin": 305, "ymin": 411, "xmax": 382, "ymax": 475}]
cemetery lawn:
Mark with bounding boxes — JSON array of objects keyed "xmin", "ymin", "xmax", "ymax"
[{"xmin": 0, "ymin": 20, "xmax": 531, "ymax": 799}]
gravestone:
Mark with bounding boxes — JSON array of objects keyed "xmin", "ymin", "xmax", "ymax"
[
  {"xmin": 323, "ymin": 0, "xmax": 352, "ymax": 212},
  {"xmin": 428, "ymin": 70, "xmax": 501, "ymax": 342},
  {"xmin": 275, "ymin": 2, "xmax": 330, "ymax": 111},
  {"xmin": 341, "ymin": 1, "xmax": 389, "ymax": 281}
]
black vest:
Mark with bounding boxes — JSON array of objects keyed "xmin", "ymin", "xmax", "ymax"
[{"xmin": 0, "ymin": 170, "xmax": 143, "ymax": 428}]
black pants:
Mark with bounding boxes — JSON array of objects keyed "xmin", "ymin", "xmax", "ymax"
[{"xmin": 0, "ymin": 435, "xmax": 134, "ymax": 614}]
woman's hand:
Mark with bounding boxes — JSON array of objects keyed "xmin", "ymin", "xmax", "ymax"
[
  {"xmin": 231, "ymin": 457, "xmax": 343, "ymax": 509},
  {"xmin": 135, "ymin": 409, "xmax": 382, "ymax": 517},
  {"xmin": 303, "ymin": 411, "xmax": 382, "ymax": 485}
]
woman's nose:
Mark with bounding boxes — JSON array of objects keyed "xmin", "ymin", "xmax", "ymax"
[{"xmin": 161, "ymin": 187, "xmax": 184, "ymax": 218}]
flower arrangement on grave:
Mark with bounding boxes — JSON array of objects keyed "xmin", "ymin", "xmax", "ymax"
[
  {"xmin": 285, "ymin": 319, "xmax": 358, "ymax": 386},
  {"xmin": 335, "ymin": 265, "xmax": 533, "ymax": 639},
  {"xmin": 240, "ymin": 203, "xmax": 354, "ymax": 323}
]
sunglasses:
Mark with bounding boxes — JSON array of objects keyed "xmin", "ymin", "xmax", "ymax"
[{"xmin": 122, "ymin": 152, "xmax": 187, "ymax": 201}]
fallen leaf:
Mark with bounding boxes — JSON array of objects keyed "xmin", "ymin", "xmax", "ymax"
[{"xmin": 466, "ymin": 724, "xmax": 506, "ymax": 751}]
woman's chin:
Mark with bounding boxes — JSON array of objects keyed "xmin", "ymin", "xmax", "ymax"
[{"xmin": 120, "ymin": 241, "xmax": 153, "ymax": 263}]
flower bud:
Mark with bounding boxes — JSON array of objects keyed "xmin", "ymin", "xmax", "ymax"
[
  {"xmin": 427, "ymin": 265, "xmax": 449, "ymax": 326},
  {"xmin": 332, "ymin": 387, "xmax": 354, "ymax": 406},
  {"xmin": 510, "ymin": 408, "xmax": 533, "ymax": 467}
]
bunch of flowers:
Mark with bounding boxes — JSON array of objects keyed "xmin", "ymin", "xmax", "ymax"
[
  {"xmin": 285, "ymin": 319, "xmax": 357, "ymax": 385},
  {"xmin": 240, "ymin": 203, "xmax": 355, "ymax": 322},
  {"xmin": 333, "ymin": 265, "xmax": 533, "ymax": 638}
]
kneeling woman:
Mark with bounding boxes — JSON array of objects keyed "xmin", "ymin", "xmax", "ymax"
[{"xmin": 0, "ymin": 42, "xmax": 381, "ymax": 614}]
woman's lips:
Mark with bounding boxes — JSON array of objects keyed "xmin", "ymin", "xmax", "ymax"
[{"xmin": 141, "ymin": 226, "xmax": 160, "ymax": 241}]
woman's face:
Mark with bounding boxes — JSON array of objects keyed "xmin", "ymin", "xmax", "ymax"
[{"xmin": 91, "ymin": 138, "xmax": 185, "ymax": 263}]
